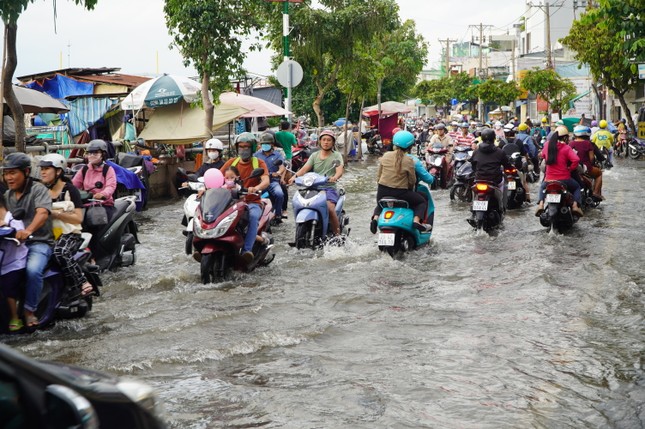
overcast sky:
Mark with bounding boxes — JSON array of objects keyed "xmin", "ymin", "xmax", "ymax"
[{"xmin": 15, "ymin": 0, "xmax": 529, "ymax": 80}]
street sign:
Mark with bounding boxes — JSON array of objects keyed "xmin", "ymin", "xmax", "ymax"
[
  {"xmin": 276, "ymin": 59, "xmax": 303, "ymax": 88},
  {"xmin": 639, "ymin": 64, "xmax": 645, "ymax": 80}
]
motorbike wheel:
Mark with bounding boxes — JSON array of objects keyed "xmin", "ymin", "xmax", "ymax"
[
  {"xmin": 450, "ymin": 185, "xmax": 467, "ymax": 202},
  {"xmin": 200, "ymin": 253, "xmax": 214, "ymax": 284},
  {"xmin": 185, "ymin": 232, "xmax": 193, "ymax": 255},
  {"xmin": 295, "ymin": 222, "xmax": 312, "ymax": 249},
  {"xmin": 628, "ymin": 146, "xmax": 641, "ymax": 159}
]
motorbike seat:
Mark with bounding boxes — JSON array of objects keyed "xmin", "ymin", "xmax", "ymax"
[{"xmin": 378, "ymin": 198, "xmax": 409, "ymax": 209}]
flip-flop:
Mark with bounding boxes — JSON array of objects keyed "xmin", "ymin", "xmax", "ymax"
[{"xmin": 8, "ymin": 318, "xmax": 23, "ymax": 332}]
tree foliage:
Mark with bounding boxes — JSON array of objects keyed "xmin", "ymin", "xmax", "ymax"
[
  {"xmin": 164, "ymin": 0, "xmax": 263, "ymax": 135},
  {"xmin": 0, "ymin": 0, "xmax": 98, "ymax": 153},
  {"xmin": 475, "ymin": 79, "xmax": 521, "ymax": 108},
  {"xmin": 414, "ymin": 72, "xmax": 477, "ymax": 112},
  {"xmin": 520, "ymin": 68, "xmax": 576, "ymax": 115},
  {"xmin": 590, "ymin": 0, "xmax": 645, "ymax": 62}
]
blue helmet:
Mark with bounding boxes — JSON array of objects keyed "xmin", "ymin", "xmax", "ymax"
[
  {"xmin": 573, "ymin": 125, "xmax": 591, "ymax": 137},
  {"xmin": 392, "ymin": 130, "xmax": 415, "ymax": 149}
]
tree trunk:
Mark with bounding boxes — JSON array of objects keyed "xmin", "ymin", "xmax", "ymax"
[
  {"xmin": 357, "ymin": 97, "xmax": 365, "ymax": 158},
  {"xmin": 611, "ymin": 87, "xmax": 635, "ymax": 133},
  {"xmin": 3, "ymin": 23, "xmax": 25, "ymax": 153},
  {"xmin": 202, "ymin": 72, "xmax": 214, "ymax": 137},
  {"xmin": 312, "ymin": 91, "xmax": 324, "ymax": 129},
  {"xmin": 342, "ymin": 91, "xmax": 353, "ymax": 163}
]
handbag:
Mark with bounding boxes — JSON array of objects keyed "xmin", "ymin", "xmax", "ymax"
[{"xmin": 85, "ymin": 205, "xmax": 108, "ymax": 228}]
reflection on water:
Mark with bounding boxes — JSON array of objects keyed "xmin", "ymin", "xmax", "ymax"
[{"xmin": 4, "ymin": 158, "xmax": 644, "ymax": 428}]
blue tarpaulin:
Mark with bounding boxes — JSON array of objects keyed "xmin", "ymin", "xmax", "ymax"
[
  {"xmin": 67, "ymin": 97, "xmax": 119, "ymax": 136},
  {"xmin": 105, "ymin": 160, "xmax": 146, "ymax": 212},
  {"xmin": 25, "ymin": 74, "xmax": 93, "ymax": 99}
]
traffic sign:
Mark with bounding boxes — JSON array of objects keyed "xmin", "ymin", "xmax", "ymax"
[{"xmin": 276, "ymin": 59, "xmax": 303, "ymax": 88}]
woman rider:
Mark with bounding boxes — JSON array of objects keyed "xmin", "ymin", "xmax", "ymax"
[
  {"xmin": 370, "ymin": 130, "xmax": 432, "ymax": 233},
  {"xmin": 196, "ymin": 138, "xmax": 225, "ymax": 177},
  {"xmin": 40, "ymin": 153, "xmax": 94, "ymax": 296},
  {"xmin": 72, "ymin": 139, "xmax": 117, "ymax": 221},
  {"xmin": 535, "ymin": 126, "xmax": 584, "ymax": 217}
]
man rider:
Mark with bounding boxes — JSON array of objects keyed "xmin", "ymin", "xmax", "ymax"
[
  {"xmin": 591, "ymin": 120, "xmax": 614, "ymax": 167},
  {"xmin": 454, "ymin": 122, "xmax": 476, "ymax": 149},
  {"xmin": 470, "ymin": 128, "xmax": 514, "ymax": 210},
  {"xmin": 516, "ymin": 123, "xmax": 539, "ymax": 174},
  {"xmin": 220, "ymin": 133, "xmax": 270, "ymax": 265},
  {"xmin": 500, "ymin": 125, "xmax": 531, "ymax": 202},
  {"xmin": 289, "ymin": 130, "xmax": 344, "ymax": 236},
  {"xmin": 569, "ymin": 125, "xmax": 604, "ymax": 200},
  {"xmin": 253, "ymin": 132, "xmax": 286, "ymax": 223},
  {"xmin": 2, "ymin": 152, "xmax": 53, "ymax": 328}
]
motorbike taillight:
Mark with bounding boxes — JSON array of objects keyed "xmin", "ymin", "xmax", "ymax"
[{"xmin": 545, "ymin": 182, "xmax": 565, "ymax": 193}]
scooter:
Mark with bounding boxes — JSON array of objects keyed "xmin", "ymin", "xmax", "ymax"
[
  {"xmin": 192, "ymin": 168, "xmax": 275, "ymax": 283},
  {"xmin": 452, "ymin": 145, "xmax": 471, "ymax": 174},
  {"xmin": 376, "ymin": 183, "xmax": 435, "ymax": 257},
  {"xmin": 0, "ymin": 224, "xmax": 101, "ymax": 334},
  {"xmin": 467, "ymin": 180, "xmax": 505, "ymax": 233},
  {"xmin": 504, "ymin": 154, "xmax": 528, "ymax": 210},
  {"xmin": 425, "ymin": 144, "xmax": 451, "ymax": 189},
  {"xmin": 288, "ymin": 161, "xmax": 350, "ymax": 249},
  {"xmin": 180, "ymin": 180, "xmax": 205, "ymax": 255},
  {"xmin": 537, "ymin": 181, "xmax": 580, "ymax": 233},
  {"xmin": 450, "ymin": 161, "xmax": 474, "ymax": 202},
  {"xmin": 83, "ymin": 195, "xmax": 139, "ymax": 272},
  {"xmin": 364, "ymin": 130, "xmax": 384, "ymax": 155}
]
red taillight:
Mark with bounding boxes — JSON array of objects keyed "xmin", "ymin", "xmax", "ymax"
[
  {"xmin": 476, "ymin": 183, "xmax": 489, "ymax": 192},
  {"xmin": 384, "ymin": 211, "xmax": 395, "ymax": 219},
  {"xmin": 504, "ymin": 168, "xmax": 517, "ymax": 174}
]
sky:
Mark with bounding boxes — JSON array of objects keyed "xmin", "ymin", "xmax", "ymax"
[{"xmin": 14, "ymin": 0, "xmax": 530, "ymax": 81}]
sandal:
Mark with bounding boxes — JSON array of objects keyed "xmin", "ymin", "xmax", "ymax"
[
  {"xmin": 25, "ymin": 314, "xmax": 39, "ymax": 328},
  {"xmin": 8, "ymin": 318, "xmax": 23, "ymax": 332}
]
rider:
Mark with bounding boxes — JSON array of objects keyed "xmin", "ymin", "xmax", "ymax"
[
  {"xmin": 253, "ymin": 132, "xmax": 286, "ymax": 223},
  {"xmin": 196, "ymin": 138, "xmax": 225, "ymax": 177},
  {"xmin": 516, "ymin": 123, "xmax": 539, "ymax": 173},
  {"xmin": 470, "ymin": 128, "xmax": 514, "ymax": 210},
  {"xmin": 2, "ymin": 152, "xmax": 53, "ymax": 328},
  {"xmin": 500, "ymin": 124, "xmax": 531, "ymax": 201},
  {"xmin": 591, "ymin": 120, "xmax": 614, "ymax": 167},
  {"xmin": 39, "ymin": 153, "xmax": 94, "ymax": 297},
  {"xmin": 289, "ymin": 130, "xmax": 344, "ymax": 236},
  {"xmin": 71, "ymin": 139, "xmax": 118, "ymax": 220},
  {"xmin": 454, "ymin": 122, "xmax": 476, "ymax": 149},
  {"xmin": 275, "ymin": 121, "xmax": 298, "ymax": 168},
  {"xmin": 220, "ymin": 132, "xmax": 270, "ymax": 264},
  {"xmin": 534, "ymin": 126, "xmax": 584, "ymax": 217},
  {"xmin": 569, "ymin": 125, "xmax": 604, "ymax": 200},
  {"xmin": 370, "ymin": 130, "xmax": 431, "ymax": 234}
]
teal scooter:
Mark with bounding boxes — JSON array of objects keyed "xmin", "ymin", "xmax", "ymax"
[{"xmin": 376, "ymin": 183, "xmax": 435, "ymax": 257}]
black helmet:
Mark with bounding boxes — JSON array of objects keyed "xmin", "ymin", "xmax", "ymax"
[
  {"xmin": 259, "ymin": 132, "xmax": 275, "ymax": 145},
  {"xmin": 1, "ymin": 152, "xmax": 31, "ymax": 170},
  {"xmin": 481, "ymin": 128, "xmax": 496, "ymax": 143},
  {"xmin": 87, "ymin": 139, "xmax": 108, "ymax": 152}
]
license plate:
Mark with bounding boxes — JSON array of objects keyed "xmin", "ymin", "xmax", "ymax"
[
  {"xmin": 473, "ymin": 200, "xmax": 488, "ymax": 211},
  {"xmin": 507, "ymin": 181, "xmax": 517, "ymax": 190},
  {"xmin": 546, "ymin": 194, "xmax": 561, "ymax": 203},
  {"xmin": 378, "ymin": 233, "xmax": 395, "ymax": 246}
]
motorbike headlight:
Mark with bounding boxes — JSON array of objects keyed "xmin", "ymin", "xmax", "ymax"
[
  {"xmin": 302, "ymin": 176, "xmax": 315, "ymax": 187},
  {"xmin": 194, "ymin": 210, "xmax": 237, "ymax": 239},
  {"xmin": 434, "ymin": 157, "xmax": 443, "ymax": 167}
]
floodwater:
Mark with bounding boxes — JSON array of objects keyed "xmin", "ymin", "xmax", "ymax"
[{"xmin": 4, "ymin": 156, "xmax": 644, "ymax": 428}]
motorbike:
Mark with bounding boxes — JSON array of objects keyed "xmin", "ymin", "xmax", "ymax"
[
  {"xmin": 180, "ymin": 179, "xmax": 206, "ymax": 256},
  {"xmin": 83, "ymin": 195, "xmax": 139, "ymax": 272},
  {"xmin": 626, "ymin": 137, "xmax": 645, "ymax": 160},
  {"xmin": 449, "ymin": 160, "xmax": 474, "ymax": 202},
  {"xmin": 192, "ymin": 168, "xmax": 275, "ymax": 283},
  {"xmin": 291, "ymin": 144, "xmax": 316, "ymax": 172},
  {"xmin": 578, "ymin": 171, "xmax": 602, "ymax": 210},
  {"xmin": 376, "ymin": 183, "xmax": 435, "ymax": 257},
  {"xmin": 467, "ymin": 180, "xmax": 505, "ymax": 233},
  {"xmin": 537, "ymin": 181, "xmax": 580, "ymax": 233},
  {"xmin": 364, "ymin": 129, "xmax": 384, "ymax": 155},
  {"xmin": 425, "ymin": 144, "xmax": 452, "ymax": 189},
  {"xmin": 504, "ymin": 154, "xmax": 528, "ymax": 209},
  {"xmin": 452, "ymin": 145, "xmax": 471, "ymax": 174},
  {"xmin": 288, "ymin": 161, "xmax": 350, "ymax": 249},
  {"xmin": 0, "ymin": 223, "xmax": 101, "ymax": 334}
]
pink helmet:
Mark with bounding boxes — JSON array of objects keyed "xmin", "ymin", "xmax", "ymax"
[{"xmin": 318, "ymin": 130, "xmax": 336, "ymax": 143}]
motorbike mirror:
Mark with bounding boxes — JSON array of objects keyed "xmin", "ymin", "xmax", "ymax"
[
  {"xmin": 11, "ymin": 208, "xmax": 26, "ymax": 220},
  {"xmin": 273, "ymin": 159, "xmax": 283, "ymax": 166},
  {"xmin": 198, "ymin": 177, "xmax": 205, "ymax": 183},
  {"xmin": 331, "ymin": 160, "xmax": 341, "ymax": 168},
  {"xmin": 249, "ymin": 168, "xmax": 265, "ymax": 179}
]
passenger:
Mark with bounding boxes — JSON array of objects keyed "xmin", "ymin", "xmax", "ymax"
[
  {"xmin": 289, "ymin": 130, "xmax": 344, "ymax": 235},
  {"xmin": 569, "ymin": 125, "xmax": 603, "ymax": 199},
  {"xmin": 2, "ymin": 152, "xmax": 53, "ymax": 328},
  {"xmin": 195, "ymin": 138, "xmax": 225, "ymax": 177},
  {"xmin": 253, "ymin": 133, "xmax": 286, "ymax": 223},
  {"xmin": 369, "ymin": 130, "xmax": 431, "ymax": 234},
  {"xmin": 40, "ymin": 154, "xmax": 93, "ymax": 298},
  {"xmin": 275, "ymin": 121, "xmax": 298, "ymax": 169},
  {"xmin": 72, "ymin": 139, "xmax": 117, "ymax": 221},
  {"xmin": 222, "ymin": 166, "xmax": 241, "ymax": 192},
  {"xmin": 0, "ymin": 192, "xmax": 28, "ymax": 332}
]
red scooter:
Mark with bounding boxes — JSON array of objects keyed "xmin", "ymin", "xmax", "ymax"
[{"xmin": 192, "ymin": 169, "xmax": 275, "ymax": 283}]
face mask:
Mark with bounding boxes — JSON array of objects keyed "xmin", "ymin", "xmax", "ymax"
[
  {"xmin": 261, "ymin": 144, "xmax": 272, "ymax": 152},
  {"xmin": 87, "ymin": 152, "xmax": 102, "ymax": 165},
  {"xmin": 225, "ymin": 180, "xmax": 236, "ymax": 187},
  {"xmin": 238, "ymin": 148, "xmax": 252, "ymax": 160},
  {"xmin": 207, "ymin": 151, "xmax": 220, "ymax": 161}
]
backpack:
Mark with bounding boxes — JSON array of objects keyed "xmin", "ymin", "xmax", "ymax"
[{"xmin": 81, "ymin": 163, "xmax": 110, "ymax": 184}]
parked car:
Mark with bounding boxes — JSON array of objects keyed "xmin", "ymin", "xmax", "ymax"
[{"xmin": 0, "ymin": 343, "xmax": 166, "ymax": 429}]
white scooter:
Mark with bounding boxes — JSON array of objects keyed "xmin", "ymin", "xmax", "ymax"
[{"xmin": 180, "ymin": 180, "xmax": 205, "ymax": 255}]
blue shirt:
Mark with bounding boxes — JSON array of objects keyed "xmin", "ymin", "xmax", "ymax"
[
  {"xmin": 407, "ymin": 154, "xmax": 434, "ymax": 186},
  {"xmin": 253, "ymin": 150, "xmax": 285, "ymax": 181}
]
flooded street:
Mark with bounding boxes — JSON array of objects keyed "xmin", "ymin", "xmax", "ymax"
[{"xmin": 4, "ymin": 157, "xmax": 644, "ymax": 428}]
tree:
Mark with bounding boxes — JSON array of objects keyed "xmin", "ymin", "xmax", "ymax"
[
  {"xmin": 560, "ymin": 3, "xmax": 642, "ymax": 131},
  {"xmin": 520, "ymin": 68, "xmax": 576, "ymax": 117},
  {"xmin": 590, "ymin": 0, "xmax": 645, "ymax": 62},
  {"xmin": 0, "ymin": 0, "xmax": 98, "ymax": 154},
  {"xmin": 475, "ymin": 80, "xmax": 521, "ymax": 109},
  {"xmin": 164, "ymin": 0, "xmax": 263, "ymax": 136},
  {"xmin": 414, "ymin": 72, "xmax": 476, "ymax": 115}
]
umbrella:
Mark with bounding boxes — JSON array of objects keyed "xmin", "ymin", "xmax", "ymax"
[
  {"xmin": 362, "ymin": 101, "xmax": 412, "ymax": 117},
  {"xmin": 121, "ymin": 74, "xmax": 201, "ymax": 111},
  {"xmin": 4, "ymin": 86, "xmax": 69, "ymax": 114},
  {"xmin": 219, "ymin": 92, "xmax": 290, "ymax": 118}
]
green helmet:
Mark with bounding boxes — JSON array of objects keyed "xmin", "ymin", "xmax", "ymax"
[{"xmin": 235, "ymin": 132, "xmax": 257, "ymax": 153}]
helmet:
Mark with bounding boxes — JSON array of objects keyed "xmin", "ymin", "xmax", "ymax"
[
  {"xmin": 451, "ymin": 121, "xmax": 458, "ymax": 126},
  {"xmin": 591, "ymin": 120, "xmax": 598, "ymax": 127},
  {"xmin": 460, "ymin": 122, "xmax": 469, "ymax": 128},
  {"xmin": 518, "ymin": 123, "xmax": 529, "ymax": 131},
  {"xmin": 556, "ymin": 125, "xmax": 569, "ymax": 137},
  {"xmin": 494, "ymin": 121, "xmax": 502, "ymax": 129},
  {"xmin": 87, "ymin": 139, "xmax": 108, "ymax": 152},
  {"xmin": 235, "ymin": 132, "xmax": 257, "ymax": 152},
  {"xmin": 259, "ymin": 133, "xmax": 275, "ymax": 145},
  {"xmin": 573, "ymin": 125, "xmax": 591, "ymax": 137},
  {"xmin": 541, "ymin": 117, "xmax": 548, "ymax": 124},
  {"xmin": 204, "ymin": 138, "xmax": 224, "ymax": 150},
  {"xmin": 504, "ymin": 123, "xmax": 515, "ymax": 133},
  {"xmin": 1, "ymin": 152, "xmax": 31, "ymax": 170},
  {"xmin": 392, "ymin": 130, "xmax": 415, "ymax": 149},
  {"xmin": 318, "ymin": 130, "xmax": 336, "ymax": 144},
  {"xmin": 434, "ymin": 123, "xmax": 446, "ymax": 131},
  {"xmin": 481, "ymin": 128, "xmax": 496, "ymax": 143},
  {"xmin": 599, "ymin": 119, "xmax": 608, "ymax": 129},
  {"xmin": 39, "ymin": 153, "xmax": 66, "ymax": 170}
]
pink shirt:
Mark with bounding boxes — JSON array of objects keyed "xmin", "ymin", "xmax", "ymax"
[
  {"xmin": 542, "ymin": 142, "xmax": 580, "ymax": 181},
  {"xmin": 72, "ymin": 163, "xmax": 117, "ymax": 206}
]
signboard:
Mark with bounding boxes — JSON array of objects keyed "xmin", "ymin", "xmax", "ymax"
[
  {"xmin": 639, "ymin": 64, "xmax": 645, "ymax": 80},
  {"xmin": 276, "ymin": 59, "xmax": 303, "ymax": 88}
]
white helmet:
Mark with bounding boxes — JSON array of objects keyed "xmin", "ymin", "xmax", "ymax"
[
  {"xmin": 204, "ymin": 138, "xmax": 224, "ymax": 150},
  {"xmin": 39, "ymin": 153, "xmax": 66, "ymax": 170}
]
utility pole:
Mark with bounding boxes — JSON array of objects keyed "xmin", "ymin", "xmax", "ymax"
[
  {"xmin": 438, "ymin": 38, "xmax": 457, "ymax": 78},
  {"xmin": 527, "ymin": 2, "xmax": 560, "ymax": 69},
  {"xmin": 468, "ymin": 23, "xmax": 492, "ymax": 121}
]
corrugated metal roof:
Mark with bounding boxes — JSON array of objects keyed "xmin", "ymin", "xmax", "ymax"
[
  {"xmin": 17, "ymin": 68, "xmax": 151, "ymax": 90},
  {"xmin": 76, "ymin": 73, "xmax": 151, "ymax": 88}
]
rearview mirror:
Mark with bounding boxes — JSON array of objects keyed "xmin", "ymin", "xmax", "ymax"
[
  {"xmin": 45, "ymin": 385, "xmax": 99, "ymax": 429},
  {"xmin": 249, "ymin": 168, "xmax": 265, "ymax": 179}
]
